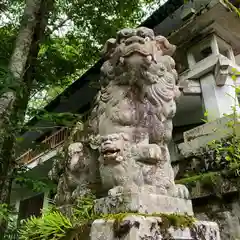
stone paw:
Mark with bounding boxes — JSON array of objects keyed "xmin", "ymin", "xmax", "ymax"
[
  {"xmin": 108, "ymin": 186, "xmax": 124, "ymax": 197},
  {"xmin": 156, "ymin": 186, "xmax": 168, "ymax": 195},
  {"xmin": 72, "ymin": 187, "xmax": 91, "ymax": 201},
  {"xmin": 174, "ymin": 184, "xmax": 190, "ymax": 199},
  {"xmin": 148, "ymin": 144, "xmax": 162, "ymax": 162}
]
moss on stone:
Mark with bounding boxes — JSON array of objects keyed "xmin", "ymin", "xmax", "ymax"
[
  {"xmin": 176, "ymin": 168, "xmax": 240, "ymax": 198},
  {"xmin": 61, "ymin": 209, "xmax": 195, "ymax": 239},
  {"xmin": 222, "ymin": 0, "xmax": 240, "ymax": 18},
  {"xmin": 153, "ymin": 213, "xmax": 195, "ymax": 230},
  {"xmin": 102, "ymin": 212, "xmax": 195, "ymax": 230},
  {"xmin": 103, "ymin": 212, "xmax": 129, "ymax": 222},
  {"xmin": 176, "ymin": 172, "xmax": 220, "ymax": 187}
]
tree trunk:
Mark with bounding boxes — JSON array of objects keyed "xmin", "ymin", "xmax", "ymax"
[
  {"xmin": 0, "ymin": 0, "xmax": 41, "ymax": 120},
  {"xmin": 0, "ymin": 0, "xmax": 54, "ymax": 237}
]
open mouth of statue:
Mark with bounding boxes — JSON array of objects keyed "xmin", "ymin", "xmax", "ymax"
[{"xmin": 101, "ymin": 147, "xmax": 121, "ymax": 159}]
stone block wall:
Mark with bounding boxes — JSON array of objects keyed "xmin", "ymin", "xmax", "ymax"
[
  {"xmin": 194, "ymin": 194, "xmax": 240, "ymax": 240},
  {"xmin": 171, "ymin": 117, "xmax": 240, "ymax": 239}
]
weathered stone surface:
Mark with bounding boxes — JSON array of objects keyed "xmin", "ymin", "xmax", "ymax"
[
  {"xmin": 183, "ymin": 116, "xmax": 233, "ymax": 142},
  {"xmin": 177, "ymin": 173, "xmax": 239, "ymax": 199},
  {"xmin": 178, "ymin": 116, "xmax": 240, "ymax": 158},
  {"xmin": 50, "ymin": 27, "xmax": 190, "ymax": 205},
  {"xmin": 94, "ymin": 192, "xmax": 193, "ymax": 216},
  {"xmin": 179, "ymin": 54, "xmax": 219, "ymax": 82},
  {"xmin": 192, "ymin": 221, "xmax": 221, "ymax": 240},
  {"xmin": 88, "ymin": 26, "xmax": 189, "ymax": 200},
  {"xmin": 90, "ymin": 216, "xmax": 220, "ymax": 240},
  {"xmin": 48, "ymin": 142, "xmax": 96, "ymax": 207},
  {"xmin": 195, "ymin": 199, "xmax": 240, "ymax": 240}
]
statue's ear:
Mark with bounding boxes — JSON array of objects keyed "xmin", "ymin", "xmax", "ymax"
[
  {"xmin": 101, "ymin": 38, "xmax": 117, "ymax": 58},
  {"xmin": 155, "ymin": 35, "xmax": 176, "ymax": 56}
]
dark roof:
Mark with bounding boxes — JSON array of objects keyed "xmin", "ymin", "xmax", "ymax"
[{"xmin": 24, "ymin": 0, "xmax": 184, "ymax": 130}]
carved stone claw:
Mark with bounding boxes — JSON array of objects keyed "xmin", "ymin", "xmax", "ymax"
[
  {"xmin": 149, "ymin": 145, "xmax": 162, "ymax": 162},
  {"xmin": 133, "ymin": 144, "xmax": 163, "ymax": 164},
  {"xmin": 173, "ymin": 184, "xmax": 190, "ymax": 199},
  {"xmin": 108, "ymin": 186, "xmax": 124, "ymax": 197}
]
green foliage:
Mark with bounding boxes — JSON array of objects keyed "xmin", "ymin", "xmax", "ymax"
[
  {"xmin": 19, "ymin": 194, "xmax": 96, "ymax": 240},
  {"xmin": 3, "ymin": 217, "xmax": 19, "ymax": 240},
  {"xmin": 19, "ymin": 193, "xmax": 195, "ymax": 240},
  {"xmin": 0, "ymin": 26, "xmax": 16, "ymax": 67},
  {"xmin": 10, "ymin": 164, "xmax": 57, "ymax": 193},
  {"xmin": 72, "ymin": 193, "xmax": 96, "ymax": 222},
  {"xmin": 208, "ymin": 138, "xmax": 240, "ymax": 172},
  {"xmin": 19, "ymin": 207, "xmax": 73, "ymax": 240},
  {"xmin": 222, "ymin": 0, "xmax": 240, "ymax": 17},
  {"xmin": 38, "ymin": 112, "xmax": 82, "ymax": 126},
  {"xmin": 0, "ymin": 204, "xmax": 9, "ymax": 222},
  {"xmin": 0, "ymin": 204, "xmax": 19, "ymax": 240},
  {"xmin": 1, "ymin": 0, "xmax": 161, "ymax": 118},
  {"xmin": 15, "ymin": 176, "xmax": 56, "ymax": 193}
]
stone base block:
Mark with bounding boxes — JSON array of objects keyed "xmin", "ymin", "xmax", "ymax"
[
  {"xmin": 90, "ymin": 216, "xmax": 221, "ymax": 240},
  {"xmin": 94, "ymin": 193, "xmax": 193, "ymax": 215}
]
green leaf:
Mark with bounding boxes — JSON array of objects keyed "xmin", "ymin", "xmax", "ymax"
[
  {"xmin": 235, "ymin": 86, "xmax": 240, "ymax": 94},
  {"xmin": 232, "ymin": 75, "xmax": 237, "ymax": 81},
  {"xmin": 225, "ymin": 155, "xmax": 232, "ymax": 161},
  {"xmin": 204, "ymin": 111, "xmax": 209, "ymax": 117},
  {"xmin": 16, "ymin": 137, "xmax": 24, "ymax": 142}
]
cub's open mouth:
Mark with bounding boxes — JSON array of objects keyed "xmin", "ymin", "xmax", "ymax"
[{"xmin": 101, "ymin": 147, "xmax": 121, "ymax": 160}]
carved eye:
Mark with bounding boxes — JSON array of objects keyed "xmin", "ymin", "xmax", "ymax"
[
  {"xmin": 112, "ymin": 134, "xmax": 119, "ymax": 141},
  {"xmin": 137, "ymin": 30, "xmax": 153, "ymax": 40},
  {"xmin": 120, "ymin": 38, "xmax": 126, "ymax": 44},
  {"xmin": 72, "ymin": 151, "xmax": 81, "ymax": 155},
  {"xmin": 126, "ymin": 39, "xmax": 133, "ymax": 45},
  {"xmin": 158, "ymin": 63, "xmax": 166, "ymax": 70},
  {"xmin": 138, "ymin": 31, "xmax": 146, "ymax": 38}
]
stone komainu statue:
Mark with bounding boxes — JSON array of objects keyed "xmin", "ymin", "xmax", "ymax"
[
  {"xmin": 48, "ymin": 142, "xmax": 91, "ymax": 206},
  {"xmin": 49, "ymin": 27, "xmax": 189, "ymax": 208}
]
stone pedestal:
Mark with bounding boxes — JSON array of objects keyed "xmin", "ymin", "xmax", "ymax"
[
  {"xmin": 94, "ymin": 193, "xmax": 193, "ymax": 216},
  {"xmin": 90, "ymin": 216, "xmax": 220, "ymax": 240},
  {"xmin": 92, "ymin": 193, "xmax": 221, "ymax": 240}
]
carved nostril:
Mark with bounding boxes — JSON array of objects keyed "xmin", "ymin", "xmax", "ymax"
[
  {"xmin": 125, "ymin": 36, "xmax": 145, "ymax": 45},
  {"xmin": 125, "ymin": 40, "xmax": 132, "ymax": 46}
]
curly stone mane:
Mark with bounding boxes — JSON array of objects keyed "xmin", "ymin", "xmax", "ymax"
[{"xmin": 90, "ymin": 27, "xmax": 180, "ymax": 145}]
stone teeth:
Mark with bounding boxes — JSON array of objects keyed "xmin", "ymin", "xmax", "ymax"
[
  {"xmin": 119, "ymin": 57, "xmax": 124, "ymax": 64},
  {"xmin": 116, "ymin": 156, "xmax": 123, "ymax": 162},
  {"xmin": 147, "ymin": 55, "xmax": 152, "ymax": 62}
]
